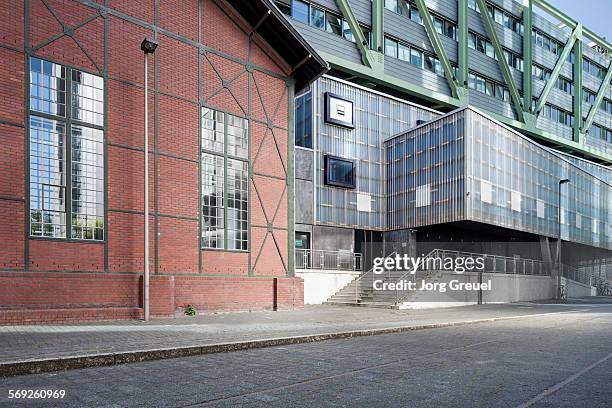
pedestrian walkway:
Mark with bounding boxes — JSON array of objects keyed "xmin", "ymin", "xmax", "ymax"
[{"xmin": 0, "ymin": 302, "xmax": 599, "ymax": 377}]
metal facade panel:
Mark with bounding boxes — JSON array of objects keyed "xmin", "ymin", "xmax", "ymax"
[
  {"xmin": 385, "ymin": 108, "xmax": 612, "ymax": 250},
  {"xmin": 312, "ymin": 76, "xmax": 438, "ymax": 230},
  {"xmin": 386, "ymin": 111, "xmax": 466, "ymax": 230},
  {"xmin": 466, "ymin": 109, "xmax": 612, "ymax": 249},
  {"xmin": 468, "ymin": 48, "xmax": 504, "ymax": 83},
  {"xmin": 293, "ymin": 20, "xmax": 363, "ymax": 65},
  {"xmin": 468, "ymin": 90, "xmax": 515, "ymax": 118},
  {"xmin": 384, "ymin": 56, "xmax": 452, "ymax": 95}
]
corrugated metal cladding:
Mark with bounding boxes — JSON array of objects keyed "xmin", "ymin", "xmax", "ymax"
[
  {"xmin": 312, "ymin": 77, "xmax": 438, "ymax": 230},
  {"xmin": 386, "ymin": 108, "xmax": 612, "ymax": 251}
]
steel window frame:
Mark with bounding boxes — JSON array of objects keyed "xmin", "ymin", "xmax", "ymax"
[{"xmin": 27, "ymin": 56, "xmax": 106, "ymax": 243}]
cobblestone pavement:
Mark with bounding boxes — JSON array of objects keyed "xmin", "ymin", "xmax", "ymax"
[
  {"xmin": 0, "ymin": 303, "xmax": 601, "ymax": 363},
  {"xmin": 1, "ymin": 304, "xmax": 612, "ymax": 407}
]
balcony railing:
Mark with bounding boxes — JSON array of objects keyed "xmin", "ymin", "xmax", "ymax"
[{"xmin": 296, "ymin": 249, "xmax": 362, "ymax": 271}]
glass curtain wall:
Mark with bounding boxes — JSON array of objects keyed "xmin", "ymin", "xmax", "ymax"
[
  {"xmin": 386, "ymin": 111, "xmax": 466, "ymax": 229},
  {"xmin": 312, "ymin": 77, "xmax": 437, "ymax": 230},
  {"xmin": 385, "ymin": 108, "xmax": 612, "ymax": 250},
  {"xmin": 466, "ymin": 109, "xmax": 612, "ymax": 250}
]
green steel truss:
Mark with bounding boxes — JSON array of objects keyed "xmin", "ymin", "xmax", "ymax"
[{"xmin": 326, "ymin": 0, "xmax": 612, "ymax": 164}]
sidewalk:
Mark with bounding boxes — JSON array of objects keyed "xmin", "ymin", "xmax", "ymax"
[{"xmin": 0, "ymin": 303, "xmax": 591, "ymax": 377}]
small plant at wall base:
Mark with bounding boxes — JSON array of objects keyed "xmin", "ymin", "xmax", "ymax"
[{"xmin": 184, "ymin": 304, "xmax": 197, "ymax": 316}]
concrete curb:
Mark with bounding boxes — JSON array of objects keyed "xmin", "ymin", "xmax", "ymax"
[{"xmin": 0, "ymin": 310, "xmax": 576, "ymax": 377}]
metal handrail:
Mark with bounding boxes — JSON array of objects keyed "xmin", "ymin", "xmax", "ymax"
[
  {"xmin": 560, "ymin": 264, "xmax": 592, "ymax": 286},
  {"xmin": 295, "ymin": 249, "xmax": 362, "ymax": 271},
  {"xmin": 392, "ymin": 249, "xmax": 549, "ymax": 306},
  {"xmin": 354, "ymin": 251, "xmax": 397, "ymax": 303}
]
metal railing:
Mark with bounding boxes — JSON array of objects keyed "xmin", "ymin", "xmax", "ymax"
[
  {"xmin": 295, "ymin": 249, "xmax": 362, "ymax": 271},
  {"xmin": 354, "ymin": 251, "xmax": 397, "ymax": 303},
  {"xmin": 560, "ymin": 264, "xmax": 592, "ymax": 286},
  {"xmin": 427, "ymin": 249, "xmax": 549, "ymax": 276},
  {"xmin": 393, "ymin": 249, "xmax": 550, "ymax": 306}
]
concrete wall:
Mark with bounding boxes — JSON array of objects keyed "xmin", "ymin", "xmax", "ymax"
[
  {"xmin": 296, "ymin": 269, "xmax": 359, "ymax": 304},
  {"xmin": 397, "ymin": 271, "xmax": 555, "ymax": 309},
  {"xmin": 563, "ymin": 277, "xmax": 597, "ymax": 298}
]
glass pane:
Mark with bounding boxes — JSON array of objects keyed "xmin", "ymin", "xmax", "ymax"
[
  {"xmin": 30, "ymin": 58, "xmax": 66, "ymax": 117},
  {"xmin": 226, "ymin": 113, "xmax": 248, "ymax": 159},
  {"xmin": 310, "ymin": 7, "xmax": 325, "ymax": 29},
  {"xmin": 201, "ymin": 108, "xmax": 225, "ymax": 153},
  {"xmin": 295, "ymin": 92, "xmax": 312, "ymax": 148},
  {"xmin": 410, "ymin": 48, "xmax": 423, "ymax": 68},
  {"xmin": 29, "ymin": 116, "xmax": 66, "ymax": 238},
  {"xmin": 385, "ymin": 38, "xmax": 398, "ymax": 58},
  {"xmin": 201, "ymin": 153, "xmax": 225, "ymax": 249},
  {"xmin": 384, "ymin": 0, "xmax": 398, "ymax": 13},
  {"xmin": 342, "ymin": 20, "xmax": 354, "ymax": 42},
  {"xmin": 326, "ymin": 156, "xmax": 355, "ymax": 188},
  {"xmin": 398, "ymin": 43, "xmax": 410, "ymax": 62},
  {"xmin": 226, "ymin": 159, "xmax": 248, "ymax": 251},
  {"xmin": 326, "ymin": 14, "xmax": 342, "ymax": 36},
  {"xmin": 70, "ymin": 125, "xmax": 104, "ymax": 240},
  {"xmin": 292, "ymin": 0, "xmax": 309, "ymax": 24},
  {"xmin": 71, "ymin": 69, "xmax": 104, "ymax": 126}
]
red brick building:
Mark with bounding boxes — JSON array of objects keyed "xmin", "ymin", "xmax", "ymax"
[{"xmin": 0, "ymin": 0, "xmax": 326, "ymax": 323}]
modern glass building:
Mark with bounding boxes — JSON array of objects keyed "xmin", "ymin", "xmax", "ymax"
[
  {"xmin": 277, "ymin": 0, "xmax": 612, "ymax": 163},
  {"xmin": 283, "ymin": 0, "xmax": 612, "ymax": 285},
  {"xmin": 386, "ymin": 107, "xmax": 612, "ymax": 251}
]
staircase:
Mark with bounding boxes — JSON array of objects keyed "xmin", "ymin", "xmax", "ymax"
[
  {"xmin": 325, "ymin": 249, "xmax": 552, "ymax": 308},
  {"xmin": 325, "ymin": 250, "xmax": 441, "ymax": 308}
]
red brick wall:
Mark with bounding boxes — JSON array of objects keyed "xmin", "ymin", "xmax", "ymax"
[
  {"xmin": 0, "ymin": 0, "xmax": 298, "ymax": 322},
  {"xmin": 0, "ymin": 272, "xmax": 303, "ymax": 323}
]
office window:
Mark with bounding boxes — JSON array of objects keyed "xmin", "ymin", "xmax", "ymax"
[
  {"xmin": 424, "ymin": 55, "xmax": 438, "ymax": 74},
  {"xmin": 468, "ymin": 33, "xmax": 476, "ymax": 49},
  {"xmin": 398, "ymin": 42, "xmax": 410, "ymax": 62},
  {"xmin": 310, "ymin": 6, "xmax": 325, "ymax": 29},
  {"xmin": 416, "ymin": 184, "xmax": 431, "ymax": 207},
  {"xmin": 385, "ymin": 37, "xmax": 398, "ymax": 58},
  {"xmin": 342, "ymin": 20, "xmax": 354, "ymax": 42},
  {"xmin": 476, "ymin": 37, "xmax": 486, "ymax": 54},
  {"xmin": 485, "ymin": 42, "xmax": 495, "ymax": 59},
  {"xmin": 410, "ymin": 7, "xmax": 421, "ymax": 24},
  {"xmin": 476, "ymin": 75, "xmax": 486, "ymax": 93},
  {"xmin": 295, "ymin": 91, "xmax": 312, "ymax": 148},
  {"xmin": 201, "ymin": 108, "xmax": 249, "ymax": 250},
  {"xmin": 434, "ymin": 17, "xmax": 444, "ymax": 35},
  {"xmin": 29, "ymin": 57, "xmax": 104, "ymax": 241},
  {"xmin": 292, "ymin": 0, "xmax": 309, "ymax": 24},
  {"xmin": 446, "ymin": 23, "xmax": 456, "ymax": 40},
  {"xmin": 384, "ymin": 0, "xmax": 399, "ymax": 13},
  {"xmin": 326, "ymin": 13, "xmax": 342, "ymax": 36},
  {"xmin": 468, "ymin": 73, "xmax": 476, "ymax": 89},
  {"xmin": 324, "ymin": 155, "xmax": 355, "ymax": 189},
  {"xmin": 410, "ymin": 48, "xmax": 423, "ymax": 68}
]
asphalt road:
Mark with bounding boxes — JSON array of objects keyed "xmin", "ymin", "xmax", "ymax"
[{"xmin": 2, "ymin": 304, "xmax": 612, "ymax": 408}]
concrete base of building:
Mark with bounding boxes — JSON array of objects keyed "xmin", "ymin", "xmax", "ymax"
[
  {"xmin": 564, "ymin": 277, "xmax": 598, "ymax": 297},
  {"xmin": 395, "ymin": 272, "xmax": 594, "ymax": 309},
  {"xmin": 296, "ymin": 269, "xmax": 360, "ymax": 305},
  {"xmin": 0, "ymin": 272, "xmax": 304, "ymax": 325}
]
